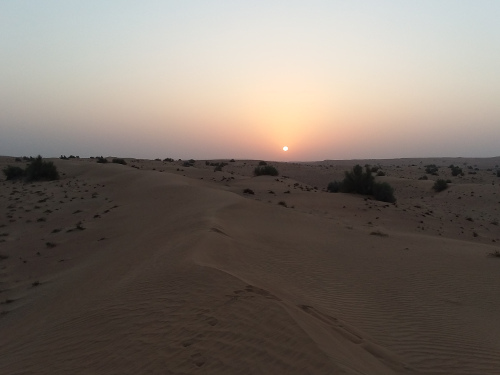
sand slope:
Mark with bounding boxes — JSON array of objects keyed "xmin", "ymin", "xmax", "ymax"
[{"xmin": 1, "ymin": 157, "xmax": 499, "ymax": 374}]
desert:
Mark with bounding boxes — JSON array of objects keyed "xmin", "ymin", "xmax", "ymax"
[{"xmin": 1, "ymin": 155, "xmax": 499, "ymax": 374}]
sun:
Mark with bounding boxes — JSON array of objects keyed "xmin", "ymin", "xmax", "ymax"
[{"xmin": 283, "ymin": 146, "xmax": 288, "ymax": 151}]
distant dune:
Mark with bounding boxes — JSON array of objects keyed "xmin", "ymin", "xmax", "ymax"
[{"xmin": 1, "ymin": 156, "xmax": 499, "ymax": 374}]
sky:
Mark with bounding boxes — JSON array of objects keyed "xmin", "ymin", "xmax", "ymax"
[{"xmin": 1, "ymin": 1, "xmax": 499, "ymax": 161}]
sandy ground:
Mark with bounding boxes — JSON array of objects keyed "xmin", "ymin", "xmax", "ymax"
[{"xmin": 1, "ymin": 155, "xmax": 499, "ymax": 374}]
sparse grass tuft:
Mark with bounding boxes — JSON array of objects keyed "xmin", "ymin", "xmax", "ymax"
[
  {"xmin": 488, "ymin": 250, "xmax": 500, "ymax": 258},
  {"xmin": 370, "ymin": 230, "xmax": 389, "ymax": 237}
]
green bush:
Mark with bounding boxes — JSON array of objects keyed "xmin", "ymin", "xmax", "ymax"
[
  {"xmin": 25, "ymin": 156, "xmax": 59, "ymax": 181},
  {"xmin": 327, "ymin": 180, "xmax": 342, "ymax": 193},
  {"xmin": 112, "ymin": 158, "xmax": 127, "ymax": 165},
  {"xmin": 342, "ymin": 165, "xmax": 374, "ymax": 195},
  {"xmin": 433, "ymin": 179, "xmax": 448, "ymax": 192},
  {"xmin": 425, "ymin": 164, "xmax": 439, "ymax": 175},
  {"xmin": 449, "ymin": 165, "xmax": 463, "ymax": 176},
  {"xmin": 254, "ymin": 165, "xmax": 279, "ymax": 176},
  {"xmin": 96, "ymin": 156, "xmax": 108, "ymax": 163},
  {"xmin": 3, "ymin": 165, "xmax": 25, "ymax": 180},
  {"xmin": 372, "ymin": 182, "xmax": 395, "ymax": 203},
  {"xmin": 327, "ymin": 164, "xmax": 396, "ymax": 202}
]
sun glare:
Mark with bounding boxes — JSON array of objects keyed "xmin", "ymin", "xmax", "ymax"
[{"xmin": 283, "ymin": 146, "xmax": 288, "ymax": 151}]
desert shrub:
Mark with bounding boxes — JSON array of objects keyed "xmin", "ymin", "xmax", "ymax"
[
  {"xmin": 60, "ymin": 155, "xmax": 68, "ymax": 160},
  {"xmin": 3, "ymin": 165, "xmax": 25, "ymax": 180},
  {"xmin": 25, "ymin": 156, "xmax": 59, "ymax": 181},
  {"xmin": 489, "ymin": 250, "xmax": 500, "ymax": 258},
  {"xmin": 278, "ymin": 201, "xmax": 287, "ymax": 207},
  {"xmin": 164, "ymin": 158, "xmax": 174, "ymax": 162},
  {"xmin": 425, "ymin": 164, "xmax": 439, "ymax": 175},
  {"xmin": 371, "ymin": 166, "xmax": 379, "ymax": 173},
  {"xmin": 230, "ymin": 159, "xmax": 235, "ymax": 162},
  {"xmin": 372, "ymin": 182, "xmax": 395, "ymax": 203},
  {"xmin": 258, "ymin": 161, "xmax": 267, "ymax": 166},
  {"xmin": 254, "ymin": 165, "xmax": 279, "ymax": 176},
  {"xmin": 341, "ymin": 165, "xmax": 374, "ymax": 195},
  {"xmin": 15, "ymin": 157, "xmax": 22, "ymax": 162},
  {"xmin": 327, "ymin": 180, "xmax": 342, "ymax": 193},
  {"xmin": 449, "ymin": 165, "xmax": 463, "ymax": 176},
  {"xmin": 418, "ymin": 175, "xmax": 428, "ymax": 180},
  {"xmin": 496, "ymin": 170, "xmax": 500, "ymax": 177},
  {"xmin": 209, "ymin": 161, "xmax": 227, "ymax": 168},
  {"xmin": 96, "ymin": 156, "xmax": 108, "ymax": 163},
  {"xmin": 243, "ymin": 188, "xmax": 254, "ymax": 195},
  {"xmin": 112, "ymin": 158, "xmax": 127, "ymax": 165},
  {"xmin": 327, "ymin": 164, "xmax": 396, "ymax": 202},
  {"xmin": 433, "ymin": 179, "xmax": 448, "ymax": 192},
  {"xmin": 183, "ymin": 161, "xmax": 193, "ymax": 167},
  {"xmin": 376, "ymin": 170, "xmax": 386, "ymax": 176},
  {"xmin": 214, "ymin": 165, "xmax": 223, "ymax": 172}
]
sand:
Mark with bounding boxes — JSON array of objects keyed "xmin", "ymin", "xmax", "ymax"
[{"xmin": 1, "ymin": 156, "xmax": 499, "ymax": 374}]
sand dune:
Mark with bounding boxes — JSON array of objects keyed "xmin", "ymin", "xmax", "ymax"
[{"xmin": 1, "ymin": 156, "xmax": 499, "ymax": 374}]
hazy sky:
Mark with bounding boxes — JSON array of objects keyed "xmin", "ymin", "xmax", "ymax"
[{"xmin": 1, "ymin": 1, "xmax": 499, "ymax": 161}]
